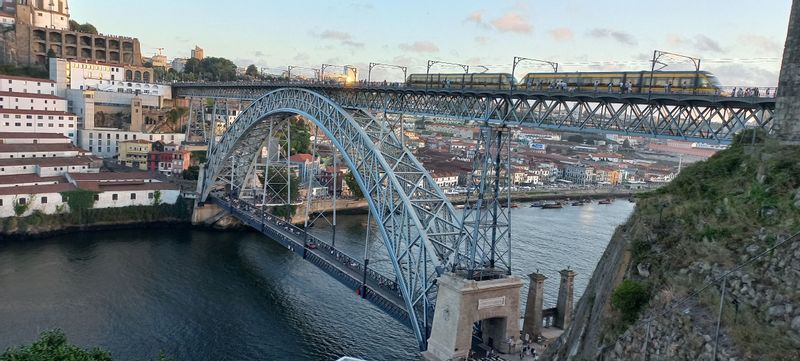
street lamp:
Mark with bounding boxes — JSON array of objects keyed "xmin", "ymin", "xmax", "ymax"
[
  {"xmin": 368, "ymin": 62, "xmax": 408, "ymax": 85},
  {"xmin": 287, "ymin": 66, "xmax": 320, "ymax": 82},
  {"xmin": 511, "ymin": 56, "xmax": 559, "ymax": 91},
  {"xmin": 648, "ymin": 50, "xmax": 701, "ymax": 96},
  {"xmin": 426, "ymin": 60, "xmax": 469, "ymax": 90}
]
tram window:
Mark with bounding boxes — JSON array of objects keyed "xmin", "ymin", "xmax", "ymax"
[{"xmin": 679, "ymin": 78, "xmax": 695, "ymax": 87}]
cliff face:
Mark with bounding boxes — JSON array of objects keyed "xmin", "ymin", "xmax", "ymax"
[{"xmin": 545, "ymin": 134, "xmax": 800, "ymax": 361}]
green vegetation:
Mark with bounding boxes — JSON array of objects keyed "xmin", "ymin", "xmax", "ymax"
[
  {"xmin": 607, "ymin": 129, "xmax": 800, "ymax": 358},
  {"xmin": 611, "ymin": 280, "xmax": 650, "ymax": 323},
  {"xmin": 182, "ymin": 165, "xmax": 200, "ymax": 180},
  {"xmin": 61, "ymin": 189, "xmax": 97, "ymax": 213},
  {"xmin": 0, "ymin": 329, "xmax": 174, "ymax": 361},
  {"xmin": 343, "ymin": 172, "xmax": 364, "ymax": 199},
  {"xmin": 13, "ymin": 195, "xmax": 34, "ymax": 217},
  {"xmin": 68, "ymin": 20, "xmax": 98, "ymax": 34},
  {"xmin": 245, "ymin": 64, "xmax": 259, "ymax": 77},
  {"xmin": 1, "ymin": 329, "xmax": 111, "ymax": 361},
  {"xmin": 0, "ymin": 64, "xmax": 49, "ymax": 79},
  {"xmin": 289, "ymin": 119, "xmax": 311, "ymax": 155},
  {"xmin": 191, "ymin": 150, "xmax": 208, "ymax": 165},
  {"xmin": 1, "ymin": 198, "xmax": 193, "ymax": 235},
  {"xmin": 182, "ymin": 57, "xmax": 238, "ymax": 81}
]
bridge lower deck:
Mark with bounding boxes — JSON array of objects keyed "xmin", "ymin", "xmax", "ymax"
[{"xmin": 206, "ymin": 194, "xmax": 413, "ymax": 325}]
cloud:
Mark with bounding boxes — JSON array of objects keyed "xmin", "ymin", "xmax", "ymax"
[
  {"xmin": 465, "ymin": 10, "xmax": 483, "ymax": 24},
  {"xmin": 738, "ymin": 34, "xmax": 782, "ymax": 54},
  {"xmin": 474, "ymin": 36, "xmax": 489, "ymax": 45},
  {"xmin": 319, "ymin": 30, "xmax": 352, "ymax": 41},
  {"xmin": 706, "ymin": 64, "xmax": 779, "ymax": 86},
  {"xmin": 318, "ymin": 30, "xmax": 364, "ymax": 48},
  {"xmin": 399, "ymin": 41, "xmax": 439, "ymax": 53},
  {"xmin": 589, "ymin": 28, "xmax": 637, "ymax": 45},
  {"xmin": 549, "ymin": 27, "xmax": 574, "ymax": 41},
  {"xmin": 490, "ymin": 13, "xmax": 532, "ymax": 33},
  {"xmin": 293, "ymin": 53, "xmax": 309, "ymax": 62},
  {"xmin": 693, "ymin": 35, "xmax": 723, "ymax": 53},
  {"xmin": 667, "ymin": 34, "xmax": 724, "ymax": 54},
  {"xmin": 253, "ymin": 51, "xmax": 265, "ymax": 57},
  {"xmin": 392, "ymin": 55, "xmax": 414, "ymax": 65}
]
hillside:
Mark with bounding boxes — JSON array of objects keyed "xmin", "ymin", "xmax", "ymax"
[{"xmin": 545, "ymin": 131, "xmax": 800, "ymax": 361}]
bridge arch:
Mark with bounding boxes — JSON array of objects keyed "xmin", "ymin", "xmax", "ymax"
[{"xmin": 199, "ymin": 88, "xmax": 464, "ymax": 348}]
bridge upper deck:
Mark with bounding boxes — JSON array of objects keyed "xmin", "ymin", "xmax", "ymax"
[{"xmin": 174, "ymin": 81, "xmax": 776, "ymax": 107}]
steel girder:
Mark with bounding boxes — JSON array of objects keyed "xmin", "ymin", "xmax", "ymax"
[
  {"xmin": 175, "ymin": 85, "xmax": 775, "ymax": 143},
  {"xmin": 198, "ymin": 88, "xmax": 463, "ymax": 349}
]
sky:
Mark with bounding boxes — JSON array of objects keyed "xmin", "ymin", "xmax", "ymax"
[{"xmin": 71, "ymin": 0, "xmax": 792, "ymax": 85}]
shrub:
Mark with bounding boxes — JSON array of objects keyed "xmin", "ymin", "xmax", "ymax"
[
  {"xmin": 0, "ymin": 329, "xmax": 112, "ymax": 361},
  {"xmin": 611, "ymin": 279, "xmax": 650, "ymax": 323}
]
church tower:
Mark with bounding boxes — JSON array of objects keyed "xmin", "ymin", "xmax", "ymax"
[{"xmin": 29, "ymin": 0, "xmax": 70, "ymax": 30}]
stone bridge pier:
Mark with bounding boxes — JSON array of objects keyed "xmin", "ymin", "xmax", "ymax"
[{"xmin": 422, "ymin": 273, "xmax": 523, "ymax": 361}]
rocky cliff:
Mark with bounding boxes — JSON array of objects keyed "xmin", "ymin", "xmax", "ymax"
[{"xmin": 545, "ymin": 133, "xmax": 800, "ymax": 361}]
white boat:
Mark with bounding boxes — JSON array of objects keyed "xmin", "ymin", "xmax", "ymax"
[{"xmin": 336, "ymin": 358, "xmax": 367, "ymax": 361}]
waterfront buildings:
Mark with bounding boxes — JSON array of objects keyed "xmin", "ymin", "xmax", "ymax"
[{"xmin": 0, "ymin": 74, "xmax": 77, "ymax": 142}]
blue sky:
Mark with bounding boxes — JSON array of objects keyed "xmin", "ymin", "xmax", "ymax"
[{"xmin": 71, "ymin": 0, "xmax": 791, "ymax": 85}]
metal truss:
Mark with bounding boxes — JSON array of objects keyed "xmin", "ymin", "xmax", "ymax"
[
  {"xmin": 198, "ymin": 88, "xmax": 464, "ymax": 349},
  {"xmin": 456, "ymin": 125, "xmax": 512, "ymax": 280},
  {"xmin": 175, "ymin": 84, "xmax": 776, "ymax": 143}
]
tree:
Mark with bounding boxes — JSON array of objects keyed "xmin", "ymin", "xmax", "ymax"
[
  {"xmin": 289, "ymin": 118, "xmax": 311, "ymax": 155},
  {"xmin": 0, "ymin": 329, "xmax": 112, "ymax": 361},
  {"xmin": 622, "ymin": 139, "xmax": 632, "ymax": 149},
  {"xmin": 611, "ymin": 279, "xmax": 650, "ymax": 323},
  {"xmin": 184, "ymin": 58, "xmax": 200, "ymax": 75},
  {"xmin": 245, "ymin": 64, "xmax": 259, "ymax": 77},
  {"xmin": 182, "ymin": 165, "xmax": 199, "ymax": 180},
  {"xmin": 69, "ymin": 20, "xmax": 98, "ymax": 34},
  {"xmin": 343, "ymin": 172, "xmax": 364, "ymax": 199},
  {"xmin": 567, "ymin": 134, "xmax": 585, "ymax": 144}
]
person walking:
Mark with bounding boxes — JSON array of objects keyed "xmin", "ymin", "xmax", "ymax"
[
  {"xmin": 593, "ymin": 79, "xmax": 599, "ymax": 92},
  {"xmin": 608, "ymin": 81, "xmax": 613, "ymax": 93}
]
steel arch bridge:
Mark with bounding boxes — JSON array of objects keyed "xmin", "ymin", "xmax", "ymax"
[
  {"xmin": 175, "ymin": 82, "xmax": 776, "ymax": 143},
  {"xmin": 199, "ymin": 88, "xmax": 476, "ymax": 348}
]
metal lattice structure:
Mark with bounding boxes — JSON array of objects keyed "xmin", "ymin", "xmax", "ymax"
[
  {"xmin": 174, "ymin": 83, "xmax": 776, "ymax": 143},
  {"xmin": 198, "ymin": 88, "xmax": 466, "ymax": 347}
]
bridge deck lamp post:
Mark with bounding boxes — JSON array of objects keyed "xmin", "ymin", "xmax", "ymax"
[
  {"xmin": 368, "ymin": 62, "xmax": 408, "ymax": 85},
  {"xmin": 287, "ymin": 66, "xmax": 320, "ymax": 83},
  {"xmin": 511, "ymin": 56, "xmax": 559, "ymax": 92},
  {"xmin": 648, "ymin": 50, "xmax": 701, "ymax": 96},
  {"xmin": 426, "ymin": 60, "xmax": 469, "ymax": 90}
]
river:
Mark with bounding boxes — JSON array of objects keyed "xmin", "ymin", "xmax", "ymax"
[{"xmin": 0, "ymin": 200, "xmax": 634, "ymax": 361}]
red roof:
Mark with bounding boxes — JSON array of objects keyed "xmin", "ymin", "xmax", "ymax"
[
  {"xmin": 0, "ymin": 155, "xmax": 99, "ymax": 167},
  {"xmin": 0, "ymin": 91, "xmax": 63, "ymax": 100},
  {"xmin": 0, "ymin": 108, "xmax": 75, "ymax": 116},
  {"xmin": 0, "ymin": 143, "xmax": 84, "ymax": 153},
  {"xmin": 0, "ymin": 183, "xmax": 75, "ymax": 196},
  {"xmin": 0, "ymin": 75, "xmax": 55, "ymax": 83},
  {"xmin": 289, "ymin": 153, "xmax": 314, "ymax": 162},
  {"xmin": 67, "ymin": 172, "xmax": 158, "ymax": 182},
  {"xmin": 0, "ymin": 132, "xmax": 69, "ymax": 139},
  {"xmin": 0, "ymin": 174, "xmax": 65, "ymax": 186}
]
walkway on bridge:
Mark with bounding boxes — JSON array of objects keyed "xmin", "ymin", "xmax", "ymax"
[{"xmin": 206, "ymin": 194, "xmax": 420, "ymax": 326}]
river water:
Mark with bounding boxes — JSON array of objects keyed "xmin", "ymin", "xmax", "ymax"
[{"xmin": 0, "ymin": 201, "xmax": 634, "ymax": 361}]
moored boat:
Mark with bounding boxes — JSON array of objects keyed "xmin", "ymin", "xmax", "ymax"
[
  {"xmin": 572, "ymin": 201, "xmax": 584, "ymax": 206},
  {"xmin": 530, "ymin": 201, "xmax": 544, "ymax": 207},
  {"xmin": 542, "ymin": 202, "xmax": 563, "ymax": 209},
  {"xmin": 598, "ymin": 198, "xmax": 612, "ymax": 204}
]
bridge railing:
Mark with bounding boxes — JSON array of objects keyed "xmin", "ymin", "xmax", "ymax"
[
  {"xmin": 211, "ymin": 193, "xmax": 403, "ymax": 299},
  {"xmin": 173, "ymin": 80, "xmax": 778, "ymax": 100}
]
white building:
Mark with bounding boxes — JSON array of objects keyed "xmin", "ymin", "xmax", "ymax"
[
  {"xmin": 0, "ymin": 10, "xmax": 15, "ymax": 27},
  {"xmin": 0, "ymin": 132, "xmax": 100, "ymax": 177},
  {"xmin": 432, "ymin": 172, "xmax": 459, "ymax": 189},
  {"xmin": 171, "ymin": 58, "xmax": 187, "ymax": 72},
  {"xmin": 27, "ymin": 0, "xmax": 71, "ymax": 30},
  {"xmin": 79, "ymin": 129, "xmax": 185, "ymax": 158},
  {"xmin": 0, "ymin": 171, "xmax": 181, "ymax": 218},
  {"xmin": 0, "ymin": 91, "xmax": 67, "ymax": 111},
  {"xmin": 0, "ymin": 109, "xmax": 77, "ymax": 142},
  {"xmin": 1, "ymin": 75, "xmax": 57, "ymax": 95},
  {"xmin": 50, "ymin": 58, "xmax": 169, "ymax": 98}
]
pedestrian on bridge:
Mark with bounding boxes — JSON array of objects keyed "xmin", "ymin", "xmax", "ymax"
[{"xmin": 608, "ymin": 81, "xmax": 613, "ymax": 93}]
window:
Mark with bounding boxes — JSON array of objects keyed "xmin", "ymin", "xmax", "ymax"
[
  {"xmin": 112, "ymin": 194, "xmax": 118, "ymax": 201},
  {"xmin": 148, "ymin": 192, "xmax": 154, "ymax": 199},
  {"xmin": 0, "ymin": 199, "xmax": 2, "ymax": 206},
  {"xmin": 41, "ymin": 196, "xmax": 47, "ymax": 204},
  {"xmin": 18, "ymin": 197, "xmax": 26, "ymax": 205},
  {"xmin": 130, "ymin": 193, "xmax": 136, "ymax": 200}
]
